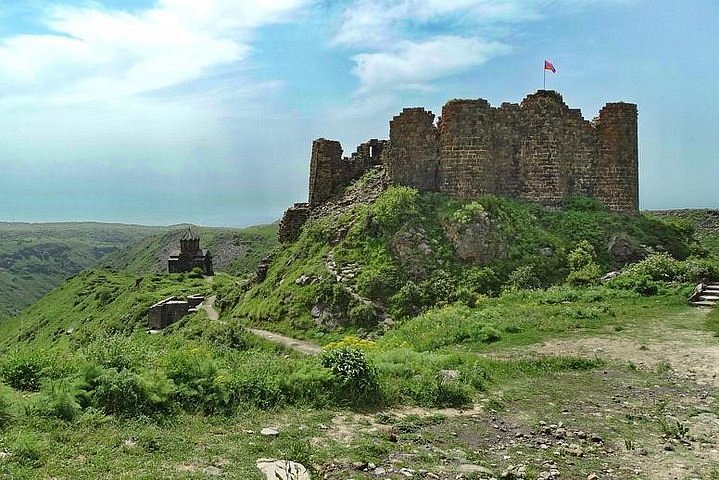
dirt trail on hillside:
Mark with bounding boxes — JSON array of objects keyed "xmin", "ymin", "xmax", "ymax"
[
  {"xmin": 200, "ymin": 296, "xmax": 220, "ymax": 321},
  {"xmin": 249, "ymin": 329, "xmax": 322, "ymax": 355}
]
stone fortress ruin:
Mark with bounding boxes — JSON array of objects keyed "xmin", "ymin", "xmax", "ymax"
[{"xmin": 279, "ymin": 90, "xmax": 638, "ymax": 242}]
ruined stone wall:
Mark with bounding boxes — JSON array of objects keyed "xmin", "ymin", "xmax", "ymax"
[
  {"xmin": 594, "ymin": 103, "xmax": 639, "ymax": 212},
  {"xmin": 307, "ymin": 138, "xmax": 386, "ymax": 208},
  {"xmin": 278, "ymin": 203, "xmax": 311, "ymax": 243},
  {"xmin": 280, "ymin": 90, "xmax": 638, "ymax": 243},
  {"xmin": 384, "ymin": 108, "xmax": 439, "ymax": 191},
  {"xmin": 382, "ymin": 90, "xmax": 637, "ymax": 213},
  {"xmin": 437, "ymin": 99, "xmax": 497, "ymax": 198}
]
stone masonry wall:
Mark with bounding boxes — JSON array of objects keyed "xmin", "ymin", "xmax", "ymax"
[
  {"xmin": 278, "ymin": 203, "xmax": 311, "ymax": 243},
  {"xmin": 385, "ymin": 90, "xmax": 637, "ymax": 212},
  {"xmin": 279, "ymin": 90, "xmax": 638, "ymax": 243},
  {"xmin": 384, "ymin": 108, "xmax": 439, "ymax": 191},
  {"xmin": 594, "ymin": 102, "xmax": 639, "ymax": 212}
]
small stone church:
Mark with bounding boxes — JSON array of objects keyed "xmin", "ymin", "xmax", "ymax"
[{"xmin": 167, "ymin": 228, "xmax": 214, "ymax": 276}]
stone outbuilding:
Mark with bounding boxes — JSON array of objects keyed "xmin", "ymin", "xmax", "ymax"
[{"xmin": 167, "ymin": 228, "xmax": 214, "ymax": 275}]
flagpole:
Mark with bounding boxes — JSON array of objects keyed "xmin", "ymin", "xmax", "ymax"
[{"xmin": 543, "ymin": 63, "xmax": 546, "ymax": 90}]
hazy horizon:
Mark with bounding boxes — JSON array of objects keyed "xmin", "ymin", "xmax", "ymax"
[{"xmin": 1, "ymin": 0, "xmax": 717, "ymax": 226}]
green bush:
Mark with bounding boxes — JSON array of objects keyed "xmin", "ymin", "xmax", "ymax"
[
  {"xmin": 81, "ymin": 365, "xmax": 174, "ymax": 417},
  {"xmin": 348, "ymin": 302, "xmax": 378, "ymax": 328},
  {"xmin": 624, "ymin": 252, "xmax": 683, "ymax": 281},
  {"xmin": 1, "ymin": 353, "xmax": 44, "ymax": 391},
  {"xmin": 369, "ymin": 186, "xmax": 419, "ymax": 232},
  {"xmin": 279, "ymin": 365, "xmax": 336, "ymax": 407},
  {"xmin": 356, "ymin": 264, "xmax": 404, "ymax": 299},
  {"xmin": 563, "ymin": 195, "xmax": 607, "ymax": 212},
  {"xmin": 11, "ymin": 432, "xmax": 46, "ymax": 467},
  {"xmin": 203, "ymin": 322, "xmax": 254, "ymax": 351},
  {"xmin": 682, "ymin": 257, "xmax": 719, "ymax": 283},
  {"xmin": 421, "ymin": 374, "xmax": 473, "ymax": 408},
  {"xmin": 0, "ymin": 384, "xmax": 13, "ymax": 429},
  {"xmin": 35, "ymin": 380, "xmax": 82, "ymax": 422},
  {"xmin": 162, "ymin": 349, "xmax": 230, "ymax": 414},
  {"xmin": 566, "ymin": 241, "xmax": 602, "ymax": 286},
  {"xmin": 421, "ymin": 269, "xmax": 458, "ymax": 307},
  {"xmin": 83, "ymin": 335, "xmax": 147, "ymax": 371},
  {"xmin": 462, "ymin": 267, "xmax": 501, "ymax": 296},
  {"xmin": 608, "ymin": 274, "xmax": 661, "ymax": 296},
  {"xmin": 451, "ymin": 201, "xmax": 486, "ymax": 225},
  {"xmin": 389, "ymin": 281, "xmax": 425, "ymax": 319},
  {"xmin": 505, "ymin": 265, "xmax": 541, "ymax": 291},
  {"xmin": 320, "ymin": 346, "xmax": 380, "ymax": 406}
]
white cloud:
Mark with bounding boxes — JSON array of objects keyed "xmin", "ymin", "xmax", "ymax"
[
  {"xmin": 0, "ymin": 0, "xmax": 310, "ymax": 103},
  {"xmin": 335, "ymin": 0, "xmax": 626, "ymax": 96},
  {"xmin": 354, "ymin": 36, "xmax": 509, "ymax": 94}
]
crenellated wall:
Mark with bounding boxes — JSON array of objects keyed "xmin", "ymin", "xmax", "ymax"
[{"xmin": 279, "ymin": 90, "xmax": 639, "ymax": 242}]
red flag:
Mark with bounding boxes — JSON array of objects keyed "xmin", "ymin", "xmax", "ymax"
[{"xmin": 544, "ymin": 60, "xmax": 556, "ymax": 73}]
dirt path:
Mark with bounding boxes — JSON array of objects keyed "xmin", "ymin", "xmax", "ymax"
[
  {"xmin": 200, "ymin": 295, "xmax": 220, "ymax": 321},
  {"xmin": 248, "ymin": 329, "xmax": 322, "ymax": 355},
  {"xmin": 525, "ymin": 309, "xmax": 719, "ymax": 388}
]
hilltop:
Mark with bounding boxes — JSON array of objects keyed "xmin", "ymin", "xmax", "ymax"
[{"xmin": 234, "ymin": 167, "xmax": 702, "ymax": 337}]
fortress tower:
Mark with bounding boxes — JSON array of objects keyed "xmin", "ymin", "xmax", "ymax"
[{"xmin": 279, "ymin": 90, "xmax": 639, "ymax": 242}]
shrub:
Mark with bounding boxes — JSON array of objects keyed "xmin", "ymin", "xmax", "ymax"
[
  {"xmin": 82, "ymin": 365, "xmax": 174, "ymax": 417},
  {"xmin": 369, "ymin": 186, "xmax": 419, "ymax": 232},
  {"xmin": 624, "ymin": 252, "xmax": 683, "ymax": 281},
  {"xmin": 204, "ymin": 322, "xmax": 254, "ymax": 351},
  {"xmin": 35, "ymin": 380, "xmax": 82, "ymax": 422},
  {"xmin": 681, "ymin": 257, "xmax": 719, "ymax": 283},
  {"xmin": 477, "ymin": 326, "xmax": 502, "ymax": 344},
  {"xmin": 0, "ymin": 384, "xmax": 13, "ymax": 429},
  {"xmin": 356, "ymin": 264, "xmax": 404, "ymax": 299},
  {"xmin": 451, "ymin": 201, "xmax": 486, "ymax": 225},
  {"xmin": 421, "ymin": 269, "xmax": 457, "ymax": 307},
  {"xmin": 83, "ymin": 335, "xmax": 147, "ymax": 371},
  {"xmin": 162, "ymin": 350, "xmax": 231, "ymax": 414},
  {"xmin": 1, "ymin": 353, "xmax": 43, "ymax": 391},
  {"xmin": 563, "ymin": 195, "xmax": 607, "ymax": 212},
  {"xmin": 320, "ymin": 346, "xmax": 380, "ymax": 406},
  {"xmin": 389, "ymin": 281, "xmax": 425, "ymax": 319},
  {"xmin": 424, "ymin": 374, "xmax": 473, "ymax": 408},
  {"xmin": 348, "ymin": 302, "xmax": 378, "ymax": 328},
  {"xmin": 505, "ymin": 265, "xmax": 541, "ymax": 291},
  {"xmin": 608, "ymin": 274, "xmax": 661, "ymax": 296},
  {"xmin": 462, "ymin": 267, "xmax": 501, "ymax": 296},
  {"xmin": 11, "ymin": 433, "xmax": 45, "ymax": 467}
]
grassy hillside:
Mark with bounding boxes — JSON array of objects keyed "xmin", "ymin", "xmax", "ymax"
[
  {"xmin": 234, "ymin": 169, "xmax": 706, "ymax": 335},
  {"xmin": 100, "ymin": 223, "xmax": 278, "ymax": 276},
  {"xmin": 0, "ymin": 222, "xmax": 165, "ymax": 319},
  {"xmin": 648, "ymin": 209, "xmax": 719, "ymax": 255},
  {"xmin": 1, "ymin": 174, "xmax": 717, "ymax": 478},
  {"xmin": 0, "ymin": 267, "xmax": 718, "ymax": 477}
]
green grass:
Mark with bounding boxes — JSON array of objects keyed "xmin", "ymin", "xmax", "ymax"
[
  {"xmin": 233, "ymin": 175, "xmax": 703, "ymax": 337},
  {"xmin": 100, "ymin": 223, "xmax": 278, "ymax": 276},
  {"xmin": 0, "ymin": 222, "xmax": 166, "ymax": 318}
]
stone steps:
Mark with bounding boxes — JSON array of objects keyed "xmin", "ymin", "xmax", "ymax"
[{"xmin": 689, "ymin": 283, "xmax": 719, "ymax": 308}]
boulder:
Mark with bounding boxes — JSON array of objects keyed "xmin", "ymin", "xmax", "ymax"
[{"xmin": 256, "ymin": 459, "xmax": 310, "ymax": 480}]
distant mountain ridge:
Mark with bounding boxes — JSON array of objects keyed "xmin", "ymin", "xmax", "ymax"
[
  {"xmin": 0, "ymin": 221, "xmax": 278, "ymax": 320},
  {"xmin": 0, "ymin": 222, "xmax": 166, "ymax": 319}
]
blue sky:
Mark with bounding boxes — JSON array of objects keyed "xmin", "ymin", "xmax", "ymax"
[{"xmin": 0, "ymin": 0, "xmax": 716, "ymax": 226}]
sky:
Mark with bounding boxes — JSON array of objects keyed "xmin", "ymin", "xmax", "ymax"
[{"xmin": 0, "ymin": 0, "xmax": 716, "ymax": 227}]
